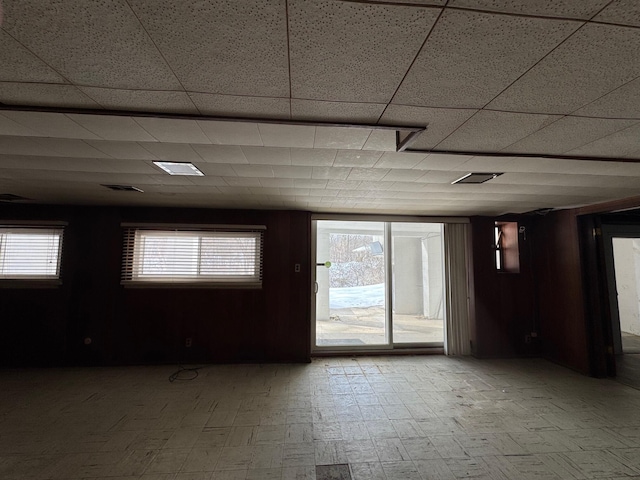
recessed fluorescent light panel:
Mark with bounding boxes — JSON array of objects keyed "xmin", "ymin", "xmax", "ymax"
[
  {"xmin": 452, "ymin": 172, "xmax": 503, "ymax": 184},
  {"xmin": 153, "ymin": 161, "xmax": 204, "ymax": 176}
]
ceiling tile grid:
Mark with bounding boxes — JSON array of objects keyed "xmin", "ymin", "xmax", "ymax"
[
  {"xmin": 487, "ymin": 23, "xmax": 640, "ymax": 114},
  {"xmin": 1, "ymin": 0, "xmax": 640, "ymax": 215},
  {"xmin": 1, "ymin": 0, "xmax": 182, "ymax": 90},
  {"xmin": 288, "ymin": 0, "xmax": 440, "ymax": 103},
  {"xmin": 392, "ymin": 9, "xmax": 581, "ymax": 108}
]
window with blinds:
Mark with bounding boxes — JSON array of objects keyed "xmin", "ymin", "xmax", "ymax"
[
  {"xmin": 121, "ymin": 225, "xmax": 265, "ymax": 287},
  {"xmin": 0, "ymin": 226, "xmax": 64, "ymax": 280}
]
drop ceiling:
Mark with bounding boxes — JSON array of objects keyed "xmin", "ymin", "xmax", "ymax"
[{"xmin": 1, "ymin": 0, "xmax": 640, "ymax": 216}]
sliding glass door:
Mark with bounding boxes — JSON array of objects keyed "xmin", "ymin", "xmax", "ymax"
[
  {"xmin": 315, "ymin": 221, "xmax": 387, "ymax": 346},
  {"xmin": 313, "ymin": 219, "xmax": 444, "ymax": 351}
]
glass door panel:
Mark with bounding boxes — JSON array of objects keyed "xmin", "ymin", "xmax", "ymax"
[
  {"xmin": 391, "ymin": 223, "xmax": 445, "ymax": 344},
  {"xmin": 315, "ymin": 220, "xmax": 387, "ymax": 347}
]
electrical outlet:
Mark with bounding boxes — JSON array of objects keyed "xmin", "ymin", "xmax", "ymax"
[
  {"xmin": 185, "ymin": 337, "xmax": 192, "ymax": 348},
  {"xmin": 294, "ymin": 263, "xmax": 301, "ymax": 273},
  {"xmin": 525, "ymin": 335, "xmax": 531, "ymax": 344}
]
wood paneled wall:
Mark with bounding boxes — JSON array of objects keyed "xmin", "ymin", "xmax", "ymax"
[
  {"xmin": 535, "ymin": 210, "xmax": 590, "ymax": 374},
  {"xmin": 0, "ymin": 205, "xmax": 311, "ymax": 366},
  {"xmin": 468, "ymin": 216, "xmax": 539, "ymax": 358}
]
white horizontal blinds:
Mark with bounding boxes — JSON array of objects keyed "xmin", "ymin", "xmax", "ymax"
[
  {"xmin": 121, "ymin": 227, "xmax": 264, "ymax": 287},
  {"xmin": 0, "ymin": 227, "xmax": 64, "ymax": 279}
]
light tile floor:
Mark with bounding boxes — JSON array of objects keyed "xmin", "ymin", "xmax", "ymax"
[{"xmin": 2, "ymin": 356, "xmax": 640, "ymax": 479}]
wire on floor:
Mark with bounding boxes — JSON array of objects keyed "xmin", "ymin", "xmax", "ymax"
[{"xmin": 168, "ymin": 364, "xmax": 205, "ymax": 382}]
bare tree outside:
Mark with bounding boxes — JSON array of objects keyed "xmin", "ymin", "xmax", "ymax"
[{"xmin": 329, "ymin": 234, "xmax": 384, "ymax": 288}]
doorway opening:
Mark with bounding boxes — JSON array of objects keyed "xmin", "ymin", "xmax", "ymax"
[
  {"xmin": 312, "ymin": 219, "xmax": 445, "ymax": 352},
  {"xmin": 611, "ymin": 237, "xmax": 640, "ymax": 355}
]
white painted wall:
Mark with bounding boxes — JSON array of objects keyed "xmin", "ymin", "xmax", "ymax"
[{"xmin": 612, "ymin": 238, "xmax": 640, "ymax": 335}]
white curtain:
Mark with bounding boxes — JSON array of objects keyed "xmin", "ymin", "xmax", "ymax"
[{"xmin": 444, "ymin": 223, "xmax": 471, "ymax": 355}]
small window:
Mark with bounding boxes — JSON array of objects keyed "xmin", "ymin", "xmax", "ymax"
[
  {"xmin": 494, "ymin": 223, "xmax": 504, "ymax": 271},
  {"xmin": 0, "ymin": 226, "xmax": 64, "ymax": 280},
  {"xmin": 121, "ymin": 225, "xmax": 265, "ymax": 288},
  {"xmin": 494, "ymin": 221, "xmax": 520, "ymax": 273}
]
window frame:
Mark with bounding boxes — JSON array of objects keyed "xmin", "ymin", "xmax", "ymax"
[
  {"xmin": 121, "ymin": 224, "xmax": 266, "ymax": 288},
  {"xmin": 0, "ymin": 223, "xmax": 65, "ymax": 286}
]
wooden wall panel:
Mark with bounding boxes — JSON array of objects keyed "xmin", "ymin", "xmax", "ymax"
[
  {"xmin": 0, "ymin": 204, "xmax": 311, "ymax": 366},
  {"xmin": 536, "ymin": 210, "xmax": 589, "ymax": 374},
  {"xmin": 468, "ymin": 216, "xmax": 539, "ymax": 358}
]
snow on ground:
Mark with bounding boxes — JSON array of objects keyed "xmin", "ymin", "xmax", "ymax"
[{"xmin": 329, "ymin": 283, "xmax": 385, "ymax": 309}]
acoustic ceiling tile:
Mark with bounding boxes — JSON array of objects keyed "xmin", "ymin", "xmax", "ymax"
[
  {"xmin": 128, "ymin": 0, "xmax": 289, "ymax": 96},
  {"xmin": 448, "ymin": 0, "xmax": 611, "ymax": 19},
  {"xmin": 259, "ymin": 178, "xmax": 295, "ymax": 188},
  {"xmin": 311, "ymin": 167, "xmax": 352, "ymax": 180},
  {"xmin": 374, "ymin": 151, "xmax": 428, "ymax": 169},
  {"xmin": 363, "ymin": 130, "xmax": 397, "ymax": 152},
  {"xmin": 232, "ymin": 165, "xmax": 275, "ymax": 178},
  {"xmin": 380, "ymin": 105, "xmax": 477, "ymax": 150},
  {"xmin": 0, "ymin": 155, "xmax": 111, "ymax": 173},
  {"xmin": 191, "ymin": 145, "xmax": 248, "ymax": 164},
  {"xmin": 382, "ymin": 169, "xmax": 428, "ymax": 182},
  {"xmin": 314, "ymin": 127, "xmax": 372, "ymax": 149},
  {"xmin": 0, "ymin": 31, "xmax": 65, "ymax": 83},
  {"xmin": 241, "ymin": 146, "xmax": 291, "ymax": 165},
  {"xmin": 488, "ymin": 23, "xmax": 640, "ymax": 114},
  {"xmin": 67, "ymin": 114, "xmax": 158, "ymax": 142},
  {"xmin": 85, "ymin": 140, "xmax": 159, "ymax": 160},
  {"xmin": 333, "ymin": 150, "xmax": 384, "ymax": 168},
  {"xmin": 190, "ymin": 93, "xmax": 291, "ymax": 120},
  {"xmin": 593, "ymin": 0, "xmax": 640, "ymax": 27},
  {"xmin": 138, "ymin": 143, "xmax": 203, "ymax": 163},
  {"xmin": 347, "ymin": 168, "xmax": 390, "ymax": 181},
  {"xmin": 0, "ymin": 113, "xmax": 40, "ymax": 137},
  {"xmin": 291, "ymin": 99, "xmax": 385, "ymax": 123},
  {"xmin": 413, "ymin": 153, "xmax": 471, "ymax": 170},
  {"xmin": 133, "ymin": 118, "xmax": 210, "ymax": 144},
  {"xmin": 32, "ymin": 138, "xmax": 110, "ymax": 159},
  {"xmin": 415, "ymin": 170, "xmax": 465, "ymax": 183},
  {"xmin": 0, "ymin": 83, "xmax": 100, "ymax": 109},
  {"xmin": 222, "ymin": 177, "xmax": 263, "ymax": 187},
  {"xmin": 503, "ymin": 116, "xmax": 638, "ymax": 155},
  {"xmin": 291, "ymin": 148, "xmax": 337, "ymax": 167},
  {"xmin": 393, "ymin": 10, "xmax": 580, "ymax": 108},
  {"xmin": 564, "ymin": 122, "xmax": 640, "ymax": 158},
  {"xmin": 179, "ymin": 176, "xmax": 227, "ymax": 187},
  {"xmin": 197, "ymin": 121, "xmax": 263, "ymax": 146},
  {"xmin": 79, "ymin": 87, "xmax": 198, "ymax": 114},
  {"xmin": 573, "ymin": 78, "xmax": 640, "ymax": 119},
  {"xmin": 101, "ymin": 159, "xmax": 158, "ymax": 175},
  {"xmin": 2, "ymin": 111, "xmax": 100, "ymax": 140},
  {"xmin": 257, "ymin": 124, "xmax": 316, "ymax": 148},
  {"xmin": 452, "ymin": 155, "xmax": 516, "ymax": 172},
  {"xmin": 271, "ymin": 165, "xmax": 313, "ymax": 179},
  {"xmin": 325, "ymin": 180, "xmax": 363, "ymax": 190},
  {"xmin": 367, "ymin": 0, "xmax": 445, "ymax": 4},
  {"xmin": 288, "ymin": 0, "xmax": 439, "ymax": 103},
  {"xmin": 0, "ymin": 136, "xmax": 60, "ymax": 157},
  {"xmin": 193, "ymin": 164, "xmax": 238, "ymax": 177},
  {"xmin": 436, "ymin": 111, "xmax": 562, "ymax": 152},
  {"xmin": 296, "ymin": 179, "xmax": 328, "ymax": 189},
  {"xmin": 2, "ymin": 0, "xmax": 181, "ymax": 90}
]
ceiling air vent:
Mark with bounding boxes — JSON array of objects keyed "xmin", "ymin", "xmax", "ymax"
[
  {"xmin": 0, "ymin": 193, "xmax": 29, "ymax": 202},
  {"xmin": 451, "ymin": 172, "xmax": 503, "ymax": 184},
  {"xmin": 102, "ymin": 184, "xmax": 144, "ymax": 192}
]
